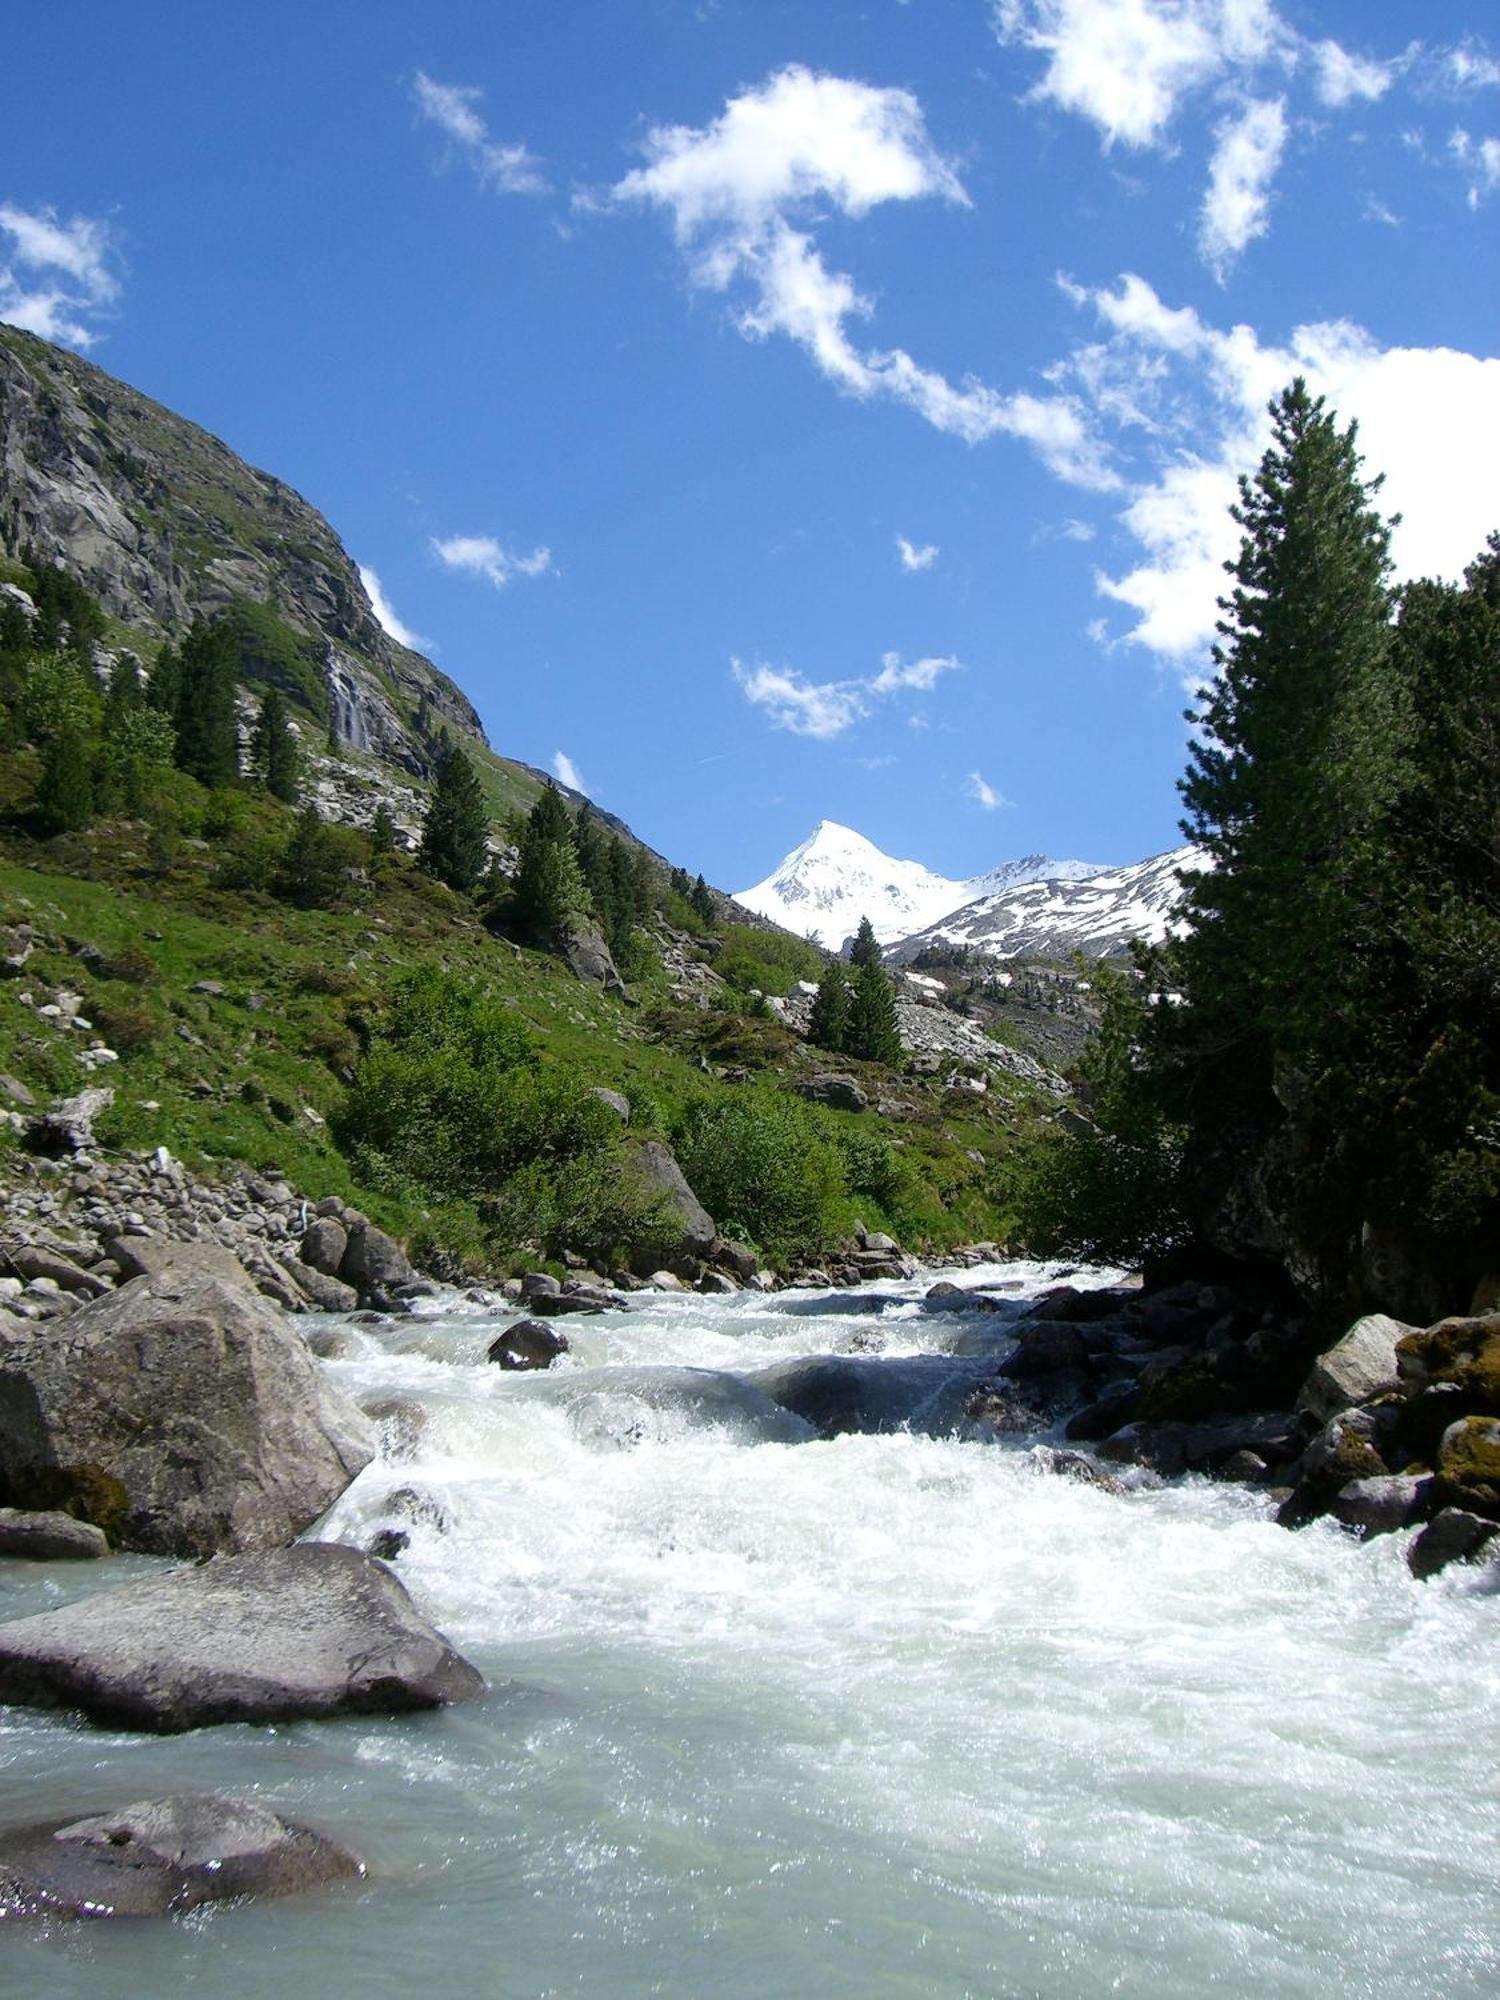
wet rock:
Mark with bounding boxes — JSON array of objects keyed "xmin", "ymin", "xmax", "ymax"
[
  {"xmin": 0, "ymin": 1509, "xmax": 109, "ymax": 1560},
  {"xmin": 715, "ymin": 1239, "xmax": 758, "ymax": 1282},
  {"xmin": 999, "ymin": 1321, "xmax": 1091, "ymax": 1377},
  {"xmin": 0, "ymin": 1542, "xmax": 484, "ymax": 1731},
  {"xmin": 796, "ymin": 1074, "xmax": 867, "ymax": 1114},
  {"xmin": 1020, "ymin": 1284, "xmax": 1138, "ymax": 1325},
  {"xmin": 698, "ymin": 1271, "xmax": 738, "ymax": 1294},
  {"xmin": 366, "ymin": 1528, "xmax": 410, "ymax": 1562},
  {"xmin": 340, "ymin": 1222, "xmax": 416, "ymax": 1305},
  {"xmin": 1407, "ymin": 1507, "xmax": 1500, "ymax": 1581},
  {"xmin": 1297, "ymin": 1313, "xmax": 1412, "ymax": 1424},
  {"xmin": 530, "ymin": 1285, "xmax": 616, "ymax": 1317},
  {"xmin": 964, "ymin": 1388, "xmax": 1048, "ymax": 1434},
  {"xmin": 0, "ymin": 1250, "xmax": 375, "ymax": 1556},
  {"xmin": 1331, "ymin": 1473, "xmax": 1437, "ymax": 1537},
  {"xmin": 1277, "ymin": 1409, "xmax": 1392, "ymax": 1529},
  {"xmin": 520, "ymin": 1271, "xmax": 561, "ymax": 1302},
  {"xmin": 924, "ymin": 1280, "xmax": 1005, "ymax": 1313},
  {"xmin": 646, "ymin": 1270, "xmax": 687, "ymax": 1292},
  {"xmin": 0, "ymin": 1792, "xmax": 362, "ymax": 1921},
  {"xmin": 1031, "ymin": 1446, "xmax": 1127, "ymax": 1495},
  {"xmin": 487, "ymin": 1319, "xmax": 569, "ymax": 1370},
  {"xmin": 358, "ymin": 1396, "xmax": 428, "ymax": 1458},
  {"xmin": 1064, "ymin": 1387, "xmax": 1140, "ymax": 1444}
]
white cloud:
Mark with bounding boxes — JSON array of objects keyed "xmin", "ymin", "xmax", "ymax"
[
  {"xmin": 992, "ymin": 0, "xmax": 1284, "ymax": 150},
  {"xmin": 1199, "ymin": 97, "xmax": 1287, "ymax": 279},
  {"xmin": 552, "ymin": 750, "xmax": 589, "ymax": 795},
  {"xmin": 412, "ymin": 72, "xmax": 546, "ymax": 195},
  {"xmin": 613, "ymin": 66, "xmax": 1109, "ymax": 478},
  {"xmin": 1450, "ymin": 128, "xmax": 1500, "ymax": 206},
  {"xmin": 732, "ymin": 660, "xmax": 868, "ymax": 739},
  {"xmin": 431, "ymin": 534, "xmax": 554, "ymax": 588},
  {"xmin": 734, "ymin": 647, "xmax": 964, "ymax": 737},
  {"xmin": 1314, "ymin": 40, "xmax": 1393, "ymax": 108},
  {"xmin": 1448, "ymin": 45, "xmax": 1500, "ymax": 93},
  {"xmin": 1059, "ymin": 516, "xmax": 1097, "ymax": 541},
  {"xmin": 869, "ymin": 651, "xmax": 961, "ymax": 694},
  {"xmin": 0, "ymin": 201, "xmax": 119, "ymax": 348},
  {"xmin": 1053, "ymin": 274, "xmax": 1500, "ymax": 668},
  {"xmin": 896, "ymin": 533, "xmax": 939, "ymax": 571},
  {"xmin": 358, "ymin": 565, "xmax": 427, "ymax": 650},
  {"xmin": 966, "ymin": 770, "xmax": 1009, "ymax": 810}
]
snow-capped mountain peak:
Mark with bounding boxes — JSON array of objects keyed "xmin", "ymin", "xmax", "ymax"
[{"xmin": 735, "ymin": 822, "xmax": 1119, "ymax": 952}]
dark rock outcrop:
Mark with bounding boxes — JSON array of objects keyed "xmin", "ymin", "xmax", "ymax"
[
  {"xmin": 0, "ymin": 1542, "xmax": 484, "ymax": 1731},
  {"xmin": 796, "ymin": 1074, "xmax": 868, "ymax": 1114},
  {"xmin": 487, "ymin": 1319, "xmax": 569, "ymax": 1369},
  {"xmin": 0, "ymin": 1249, "xmax": 375, "ymax": 1555},
  {"xmin": 0, "ymin": 1793, "xmax": 361, "ymax": 1920}
]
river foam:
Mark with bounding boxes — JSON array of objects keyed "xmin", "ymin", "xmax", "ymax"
[{"xmin": 3, "ymin": 1262, "xmax": 1496, "ymax": 1996}]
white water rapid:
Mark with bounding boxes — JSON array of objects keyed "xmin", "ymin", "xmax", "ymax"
[{"xmin": 3, "ymin": 1262, "xmax": 1497, "ymax": 1995}]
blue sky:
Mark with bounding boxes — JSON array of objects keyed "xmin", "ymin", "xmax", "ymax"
[{"xmin": 2, "ymin": 1, "xmax": 1496, "ymax": 890}]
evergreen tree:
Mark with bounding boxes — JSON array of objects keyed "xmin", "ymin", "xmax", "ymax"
[
  {"xmin": 511, "ymin": 782, "xmax": 587, "ymax": 937},
  {"xmin": 847, "ymin": 959, "xmax": 903, "ymax": 1065},
  {"xmin": 147, "ymin": 642, "xmax": 182, "ymax": 720},
  {"xmin": 275, "ymin": 803, "xmax": 351, "ymax": 908},
  {"xmin": 849, "ymin": 915, "xmax": 882, "ymax": 969},
  {"xmin": 173, "ymin": 622, "xmax": 240, "ymax": 787},
  {"xmin": 250, "ymin": 688, "xmax": 300, "ymax": 804},
  {"xmin": 690, "ymin": 872, "xmax": 717, "ymax": 927},
  {"xmin": 807, "ymin": 962, "xmax": 852, "ymax": 1055},
  {"xmin": 370, "ymin": 801, "xmax": 398, "ymax": 857},
  {"xmin": 35, "ymin": 726, "xmax": 94, "ymax": 834},
  {"xmin": 104, "ymin": 652, "xmax": 145, "ymax": 720},
  {"xmin": 418, "ymin": 741, "xmax": 490, "ymax": 891}
]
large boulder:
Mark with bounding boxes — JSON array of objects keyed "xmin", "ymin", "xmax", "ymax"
[
  {"xmin": 0, "ymin": 1793, "xmax": 362, "ymax": 1921},
  {"xmin": 0, "ymin": 1509, "xmax": 109, "ymax": 1560},
  {"xmin": 0, "ymin": 1250, "xmax": 375, "ymax": 1556},
  {"xmin": 1396, "ymin": 1313, "xmax": 1500, "ymax": 1412},
  {"xmin": 1297, "ymin": 1313, "xmax": 1412, "ymax": 1423},
  {"xmin": 796, "ymin": 1074, "xmax": 867, "ymax": 1114},
  {"xmin": 339, "ymin": 1221, "xmax": 417, "ymax": 1306},
  {"xmin": 551, "ymin": 914, "xmax": 625, "ymax": 994},
  {"xmin": 0, "ymin": 1542, "xmax": 484, "ymax": 1731},
  {"xmin": 487, "ymin": 1319, "xmax": 569, "ymax": 1369},
  {"xmin": 623, "ymin": 1139, "xmax": 718, "ymax": 1272}
]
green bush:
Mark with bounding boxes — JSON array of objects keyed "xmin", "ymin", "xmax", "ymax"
[
  {"xmin": 671, "ymin": 1089, "xmax": 848, "ymax": 1261},
  {"xmin": 713, "ymin": 924, "xmax": 822, "ymax": 999}
]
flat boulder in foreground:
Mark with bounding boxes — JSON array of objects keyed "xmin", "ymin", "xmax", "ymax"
[
  {"xmin": 0, "ymin": 1250, "xmax": 376, "ymax": 1556},
  {"xmin": 0, "ymin": 1793, "xmax": 361, "ymax": 1921},
  {"xmin": 0, "ymin": 1542, "xmax": 484, "ymax": 1732}
]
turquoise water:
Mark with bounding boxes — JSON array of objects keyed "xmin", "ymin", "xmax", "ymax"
[{"xmin": 3, "ymin": 1264, "xmax": 1497, "ymax": 1996}]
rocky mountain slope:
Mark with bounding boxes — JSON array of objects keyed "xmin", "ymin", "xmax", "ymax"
[
  {"xmin": 0, "ymin": 325, "xmax": 481, "ymax": 774},
  {"xmin": 737, "ymin": 819, "xmax": 1105, "ymax": 950},
  {"xmin": 886, "ymin": 847, "xmax": 1204, "ymax": 963}
]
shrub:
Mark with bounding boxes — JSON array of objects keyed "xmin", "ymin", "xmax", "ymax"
[{"xmin": 671, "ymin": 1090, "xmax": 848, "ymax": 1261}]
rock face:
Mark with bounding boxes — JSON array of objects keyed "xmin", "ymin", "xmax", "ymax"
[
  {"xmin": 623, "ymin": 1139, "xmax": 718, "ymax": 1271},
  {"xmin": 0, "ymin": 324, "xmax": 484, "ymax": 770},
  {"xmin": 0, "ymin": 1249, "xmax": 375, "ymax": 1555},
  {"xmin": 0, "ymin": 1542, "xmax": 485, "ymax": 1731},
  {"xmin": 0, "ymin": 1793, "xmax": 362, "ymax": 1921}
]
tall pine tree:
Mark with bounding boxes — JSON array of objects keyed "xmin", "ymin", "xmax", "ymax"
[
  {"xmin": 172, "ymin": 621, "xmax": 240, "ymax": 787},
  {"xmin": 418, "ymin": 741, "xmax": 490, "ymax": 891},
  {"xmin": 511, "ymin": 782, "xmax": 587, "ymax": 937},
  {"xmin": 847, "ymin": 960, "xmax": 902, "ymax": 1065},
  {"xmin": 807, "ymin": 962, "xmax": 852, "ymax": 1054},
  {"xmin": 250, "ymin": 688, "xmax": 300, "ymax": 804}
]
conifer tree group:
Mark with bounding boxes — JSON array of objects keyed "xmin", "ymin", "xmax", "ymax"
[
  {"xmin": 417, "ymin": 740, "xmax": 490, "ymax": 891},
  {"xmin": 807, "ymin": 915, "xmax": 903, "ymax": 1066}
]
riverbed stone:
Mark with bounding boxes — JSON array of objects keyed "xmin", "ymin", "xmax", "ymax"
[
  {"xmin": 0, "ymin": 1542, "xmax": 484, "ymax": 1731},
  {"xmin": 1407, "ymin": 1507, "xmax": 1500, "ymax": 1581},
  {"xmin": 0, "ymin": 1792, "xmax": 362, "ymax": 1920},
  {"xmin": 0, "ymin": 1509, "xmax": 109, "ymax": 1560},
  {"xmin": 1331, "ymin": 1473, "xmax": 1437, "ymax": 1537},
  {"xmin": 487, "ymin": 1319, "xmax": 569, "ymax": 1370},
  {"xmin": 0, "ymin": 1250, "xmax": 375, "ymax": 1556},
  {"xmin": 1297, "ymin": 1313, "xmax": 1412, "ymax": 1423},
  {"xmin": 339, "ymin": 1222, "xmax": 417, "ymax": 1305},
  {"xmin": 1435, "ymin": 1415, "xmax": 1500, "ymax": 1515},
  {"xmin": 300, "ymin": 1215, "xmax": 349, "ymax": 1276},
  {"xmin": 1397, "ymin": 1313, "xmax": 1500, "ymax": 1411}
]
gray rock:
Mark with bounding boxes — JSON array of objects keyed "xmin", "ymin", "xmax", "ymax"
[
  {"xmin": 340, "ymin": 1221, "xmax": 416, "ymax": 1303},
  {"xmin": 0, "ymin": 1542, "xmax": 484, "ymax": 1731},
  {"xmin": 1000, "ymin": 1321, "xmax": 1092, "ymax": 1377},
  {"xmin": 0, "ymin": 1074, "xmax": 35, "ymax": 1107},
  {"xmin": 715, "ymin": 1239, "xmax": 758, "ymax": 1282},
  {"xmin": 551, "ymin": 914, "xmax": 624, "ymax": 993},
  {"xmin": 623, "ymin": 1139, "xmax": 718, "ymax": 1267},
  {"xmin": 1332, "ymin": 1473, "xmax": 1437, "ymax": 1537},
  {"xmin": 796, "ymin": 1074, "xmax": 868, "ymax": 1114},
  {"xmin": 1297, "ymin": 1313, "xmax": 1413, "ymax": 1423},
  {"xmin": 300, "ymin": 1216, "xmax": 349, "ymax": 1276},
  {"xmin": 529, "ymin": 1287, "xmax": 614, "ymax": 1317},
  {"xmin": 25, "ymin": 1085, "xmax": 113, "ymax": 1157},
  {"xmin": 4, "ymin": 1246, "xmax": 111, "ymax": 1297},
  {"xmin": 647, "ymin": 1270, "xmax": 687, "ymax": 1292},
  {"xmin": 0, "ymin": 1508, "xmax": 109, "ymax": 1560},
  {"xmin": 104, "ymin": 1234, "xmax": 249, "ymax": 1285},
  {"xmin": 486, "ymin": 1319, "xmax": 569, "ymax": 1370},
  {"xmin": 0, "ymin": 1792, "xmax": 362, "ymax": 1921},
  {"xmin": 0, "ymin": 1250, "xmax": 375, "ymax": 1556},
  {"xmin": 698, "ymin": 1271, "xmax": 738, "ymax": 1294},
  {"xmin": 588, "ymin": 1088, "xmax": 631, "ymax": 1123},
  {"xmin": 281, "ymin": 1256, "xmax": 359, "ymax": 1313},
  {"xmin": 520, "ymin": 1271, "xmax": 561, "ymax": 1301},
  {"xmin": 1407, "ymin": 1507, "xmax": 1500, "ymax": 1581}
]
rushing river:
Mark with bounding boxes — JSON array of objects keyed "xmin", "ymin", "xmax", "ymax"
[{"xmin": 3, "ymin": 1262, "xmax": 1498, "ymax": 1996}]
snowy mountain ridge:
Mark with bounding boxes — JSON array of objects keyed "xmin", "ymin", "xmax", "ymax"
[
  {"xmin": 735, "ymin": 820, "xmax": 1106, "ymax": 951},
  {"xmin": 736, "ymin": 820, "xmax": 1204, "ymax": 960}
]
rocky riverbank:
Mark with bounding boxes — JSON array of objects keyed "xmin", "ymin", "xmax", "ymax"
[{"xmin": 944, "ymin": 1270, "xmax": 1500, "ymax": 1584}]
